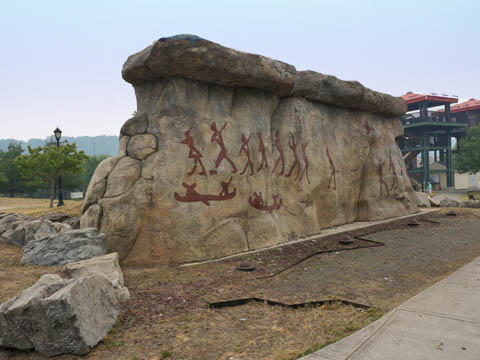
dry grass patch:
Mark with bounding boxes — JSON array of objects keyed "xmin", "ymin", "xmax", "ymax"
[{"xmin": 0, "ymin": 197, "xmax": 82, "ymax": 217}]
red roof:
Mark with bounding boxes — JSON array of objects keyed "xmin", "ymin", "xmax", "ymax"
[
  {"xmin": 401, "ymin": 91, "xmax": 458, "ymax": 105},
  {"xmin": 450, "ymin": 98, "xmax": 480, "ymax": 113}
]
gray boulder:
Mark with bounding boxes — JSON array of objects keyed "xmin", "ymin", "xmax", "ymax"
[
  {"xmin": 429, "ymin": 196, "xmax": 440, "ymax": 207},
  {"xmin": 24, "ymin": 219, "xmax": 72, "ymax": 244},
  {"xmin": 0, "ymin": 274, "xmax": 119, "ymax": 357},
  {"xmin": 0, "ymin": 214, "xmax": 28, "ymax": 238},
  {"xmin": 0, "ymin": 274, "xmax": 68, "ymax": 350},
  {"xmin": 37, "ymin": 212, "xmax": 70, "ymax": 223},
  {"xmin": 65, "ymin": 252, "xmax": 130, "ymax": 303},
  {"xmin": 0, "ymin": 221, "xmax": 26, "ymax": 247},
  {"xmin": 461, "ymin": 200, "xmax": 480, "ymax": 208},
  {"xmin": 21, "ymin": 228, "xmax": 106, "ymax": 266},
  {"xmin": 439, "ymin": 198, "xmax": 462, "ymax": 207},
  {"xmin": 415, "ymin": 192, "xmax": 431, "ymax": 208},
  {"xmin": 63, "ymin": 216, "xmax": 81, "ymax": 229}
]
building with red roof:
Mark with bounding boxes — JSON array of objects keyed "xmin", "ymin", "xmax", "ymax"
[{"xmin": 398, "ymin": 92, "xmax": 469, "ymax": 189}]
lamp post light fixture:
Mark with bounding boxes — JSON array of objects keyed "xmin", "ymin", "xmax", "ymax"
[{"xmin": 53, "ymin": 127, "xmax": 65, "ymax": 207}]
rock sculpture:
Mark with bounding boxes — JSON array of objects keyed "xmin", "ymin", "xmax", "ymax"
[{"xmin": 81, "ymin": 34, "xmax": 417, "ymax": 264}]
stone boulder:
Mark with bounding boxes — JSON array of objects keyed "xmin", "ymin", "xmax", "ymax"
[
  {"xmin": 439, "ymin": 198, "xmax": 462, "ymax": 208},
  {"xmin": 81, "ymin": 35, "xmax": 417, "ymax": 264},
  {"xmin": 0, "ymin": 214, "xmax": 29, "ymax": 244},
  {"xmin": 37, "ymin": 212, "xmax": 70, "ymax": 223},
  {"xmin": 0, "ymin": 218, "xmax": 72, "ymax": 249},
  {"xmin": 24, "ymin": 219, "xmax": 72, "ymax": 244},
  {"xmin": 461, "ymin": 200, "xmax": 480, "ymax": 208},
  {"xmin": 21, "ymin": 228, "xmax": 106, "ymax": 266},
  {"xmin": 0, "ymin": 274, "xmax": 119, "ymax": 357},
  {"xmin": 65, "ymin": 253, "xmax": 130, "ymax": 303},
  {"xmin": 63, "ymin": 216, "xmax": 81, "ymax": 229},
  {"xmin": 415, "ymin": 192, "xmax": 431, "ymax": 208},
  {"xmin": 429, "ymin": 196, "xmax": 440, "ymax": 207}
]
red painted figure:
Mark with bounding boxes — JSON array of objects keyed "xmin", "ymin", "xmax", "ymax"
[
  {"xmin": 257, "ymin": 132, "xmax": 268, "ymax": 172},
  {"xmin": 174, "ymin": 177, "xmax": 236, "ymax": 206},
  {"xmin": 364, "ymin": 122, "xmax": 374, "ymax": 135},
  {"xmin": 286, "ymin": 134, "xmax": 300, "ymax": 180},
  {"xmin": 180, "ymin": 127, "xmax": 207, "ymax": 176},
  {"xmin": 326, "ymin": 147, "xmax": 336, "ymax": 190},
  {"xmin": 377, "ymin": 160, "xmax": 390, "ymax": 197},
  {"xmin": 299, "ymin": 142, "xmax": 311, "ymax": 184},
  {"xmin": 239, "ymin": 134, "xmax": 254, "ymax": 176},
  {"xmin": 210, "ymin": 122, "xmax": 237, "ymax": 174},
  {"xmin": 272, "ymin": 131, "xmax": 285, "ymax": 176},
  {"xmin": 389, "ymin": 150, "xmax": 398, "ymax": 191},
  {"xmin": 248, "ymin": 192, "xmax": 282, "ymax": 214}
]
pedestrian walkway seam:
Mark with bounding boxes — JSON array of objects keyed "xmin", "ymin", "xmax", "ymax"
[
  {"xmin": 442, "ymin": 280, "xmax": 480, "ymax": 288},
  {"xmin": 395, "ymin": 308, "xmax": 480, "ymax": 325}
]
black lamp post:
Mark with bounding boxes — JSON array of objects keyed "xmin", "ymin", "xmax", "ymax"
[{"xmin": 53, "ymin": 127, "xmax": 65, "ymax": 207}]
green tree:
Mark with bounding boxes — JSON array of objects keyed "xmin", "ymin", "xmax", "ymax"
[
  {"xmin": 0, "ymin": 143, "xmax": 27, "ymax": 197},
  {"xmin": 454, "ymin": 126, "xmax": 480, "ymax": 174},
  {"xmin": 15, "ymin": 143, "xmax": 88, "ymax": 208}
]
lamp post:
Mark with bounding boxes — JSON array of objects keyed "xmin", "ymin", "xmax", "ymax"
[{"xmin": 53, "ymin": 127, "xmax": 65, "ymax": 207}]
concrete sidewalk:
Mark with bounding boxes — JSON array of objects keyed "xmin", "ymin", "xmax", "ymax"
[{"xmin": 302, "ymin": 256, "xmax": 480, "ymax": 359}]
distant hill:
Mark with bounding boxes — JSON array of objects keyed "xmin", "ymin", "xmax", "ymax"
[{"xmin": 0, "ymin": 135, "xmax": 119, "ymax": 156}]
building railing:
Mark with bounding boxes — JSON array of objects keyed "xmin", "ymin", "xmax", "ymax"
[{"xmin": 402, "ymin": 111, "xmax": 469, "ymax": 126}]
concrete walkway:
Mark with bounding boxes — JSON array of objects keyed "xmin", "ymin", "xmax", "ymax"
[{"xmin": 301, "ymin": 256, "xmax": 480, "ymax": 359}]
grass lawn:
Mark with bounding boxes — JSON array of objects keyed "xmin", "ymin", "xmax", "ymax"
[{"xmin": 0, "ymin": 197, "xmax": 83, "ymax": 217}]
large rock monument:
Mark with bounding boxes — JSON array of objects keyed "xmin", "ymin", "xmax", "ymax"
[{"xmin": 81, "ymin": 35, "xmax": 417, "ymax": 264}]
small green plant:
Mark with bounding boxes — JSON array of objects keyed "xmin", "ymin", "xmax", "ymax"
[
  {"xmin": 366, "ymin": 307, "xmax": 385, "ymax": 321},
  {"xmin": 162, "ymin": 349, "xmax": 172, "ymax": 358},
  {"xmin": 112, "ymin": 341, "xmax": 124, "ymax": 347}
]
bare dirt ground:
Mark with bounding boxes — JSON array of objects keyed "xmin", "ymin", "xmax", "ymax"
[{"xmin": 2, "ymin": 207, "xmax": 480, "ymax": 360}]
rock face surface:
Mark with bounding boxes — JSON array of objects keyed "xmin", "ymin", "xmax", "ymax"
[
  {"xmin": 0, "ymin": 274, "xmax": 119, "ymax": 357},
  {"xmin": 21, "ymin": 228, "xmax": 106, "ymax": 266},
  {"xmin": 81, "ymin": 35, "xmax": 417, "ymax": 264}
]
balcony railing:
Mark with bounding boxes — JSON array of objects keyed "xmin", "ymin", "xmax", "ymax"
[{"xmin": 402, "ymin": 111, "xmax": 469, "ymax": 126}]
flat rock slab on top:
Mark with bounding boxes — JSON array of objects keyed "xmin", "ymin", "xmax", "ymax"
[{"xmin": 122, "ymin": 34, "xmax": 406, "ymax": 117}]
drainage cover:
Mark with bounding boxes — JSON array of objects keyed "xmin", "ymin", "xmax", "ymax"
[
  {"xmin": 339, "ymin": 233, "xmax": 355, "ymax": 245},
  {"xmin": 237, "ymin": 261, "xmax": 256, "ymax": 271}
]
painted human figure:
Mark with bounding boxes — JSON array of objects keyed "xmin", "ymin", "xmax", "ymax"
[
  {"xmin": 180, "ymin": 128, "xmax": 207, "ymax": 176},
  {"xmin": 257, "ymin": 132, "xmax": 268, "ymax": 172},
  {"xmin": 389, "ymin": 150, "xmax": 398, "ymax": 191},
  {"xmin": 377, "ymin": 160, "xmax": 389, "ymax": 197},
  {"xmin": 326, "ymin": 147, "xmax": 336, "ymax": 190},
  {"xmin": 286, "ymin": 134, "xmax": 300, "ymax": 180},
  {"xmin": 210, "ymin": 121, "xmax": 237, "ymax": 174},
  {"xmin": 239, "ymin": 134, "xmax": 254, "ymax": 176},
  {"xmin": 299, "ymin": 142, "xmax": 311, "ymax": 184},
  {"xmin": 272, "ymin": 131, "xmax": 285, "ymax": 176},
  {"xmin": 364, "ymin": 122, "xmax": 374, "ymax": 135}
]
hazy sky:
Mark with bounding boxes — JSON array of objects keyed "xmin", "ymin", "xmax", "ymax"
[{"xmin": 1, "ymin": 0, "xmax": 479, "ymax": 140}]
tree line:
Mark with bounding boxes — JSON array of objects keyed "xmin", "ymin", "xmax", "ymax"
[{"xmin": 0, "ymin": 140, "xmax": 109, "ymax": 206}]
